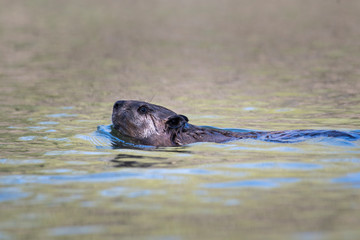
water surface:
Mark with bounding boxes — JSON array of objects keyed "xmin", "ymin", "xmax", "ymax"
[{"xmin": 1, "ymin": 1, "xmax": 360, "ymax": 239}]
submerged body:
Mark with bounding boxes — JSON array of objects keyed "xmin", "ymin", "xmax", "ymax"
[{"xmin": 111, "ymin": 100, "xmax": 357, "ymax": 147}]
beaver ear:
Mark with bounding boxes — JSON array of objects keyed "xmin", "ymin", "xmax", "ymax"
[
  {"xmin": 166, "ymin": 115, "xmax": 187, "ymax": 129},
  {"xmin": 179, "ymin": 115, "xmax": 189, "ymax": 122}
]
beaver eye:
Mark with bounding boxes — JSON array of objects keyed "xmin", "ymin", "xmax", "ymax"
[{"xmin": 138, "ymin": 105, "xmax": 149, "ymax": 114}]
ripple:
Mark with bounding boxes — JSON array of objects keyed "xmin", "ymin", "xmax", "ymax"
[
  {"xmin": 61, "ymin": 106, "xmax": 75, "ymax": 110},
  {"xmin": 78, "ymin": 125, "xmax": 157, "ymax": 150},
  {"xmin": 275, "ymin": 108, "xmax": 294, "ymax": 112},
  {"xmin": 45, "ymin": 129, "xmax": 57, "ymax": 133},
  {"xmin": 48, "ymin": 225, "xmax": 103, "ymax": 236},
  {"xmin": 100, "ymin": 187, "xmax": 126, "ymax": 197},
  {"xmin": 0, "ymin": 187, "xmax": 29, "ymax": 202},
  {"xmin": 43, "ymin": 137, "xmax": 70, "ymax": 142},
  {"xmin": 46, "ymin": 113, "xmax": 77, "ymax": 118},
  {"xmin": 203, "ymin": 178, "xmax": 300, "ymax": 189},
  {"xmin": 242, "ymin": 107, "xmax": 257, "ymax": 111},
  {"xmin": 333, "ymin": 172, "xmax": 360, "ymax": 188},
  {"xmin": 18, "ymin": 136, "xmax": 37, "ymax": 141},
  {"xmin": 147, "ymin": 168, "xmax": 218, "ymax": 175},
  {"xmin": 38, "ymin": 121, "xmax": 59, "ymax": 125},
  {"xmin": 28, "ymin": 126, "xmax": 48, "ymax": 130},
  {"xmin": 0, "ymin": 170, "xmax": 184, "ymax": 185},
  {"xmin": 230, "ymin": 146, "xmax": 303, "ymax": 153},
  {"xmin": 229, "ymin": 162, "xmax": 323, "ymax": 170},
  {"xmin": 41, "ymin": 169, "xmax": 75, "ymax": 174},
  {"xmin": 100, "ymin": 187, "xmax": 157, "ymax": 198},
  {"xmin": 75, "ymin": 133, "xmax": 113, "ymax": 147},
  {"xmin": 66, "ymin": 161, "xmax": 88, "ymax": 165},
  {"xmin": 0, "ymin": 159, "xmax": 45, "ymax": 165},
  {"xmin": 44, "ymin": 150, "xmax": 111, "ymax": 155},
  {"xmin": 321, "ymin": 158, "xmax": 360, "ymax": 163}
]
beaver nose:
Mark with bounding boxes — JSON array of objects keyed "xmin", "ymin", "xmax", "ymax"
[{"xmin": 113, "ymin": 100, "xmax": 125, "ymax": 110}]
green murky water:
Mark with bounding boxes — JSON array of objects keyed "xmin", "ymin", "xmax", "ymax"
[{"xmin": 1, "ymin": 1, "xmax": 360, "ymax": 239}]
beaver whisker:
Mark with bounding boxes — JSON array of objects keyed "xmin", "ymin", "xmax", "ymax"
[{"xmin": 149, "ymin": 114, "xmax": 159, "ymax": 134}]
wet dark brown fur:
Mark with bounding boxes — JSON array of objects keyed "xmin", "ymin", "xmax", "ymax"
[{"xmin": 111, "ymin": 100, "xmax": 356, "ymax": 147}]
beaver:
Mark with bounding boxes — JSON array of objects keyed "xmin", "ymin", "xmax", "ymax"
[{"xmin": 111, "ymin": 100, "xmax": 357, "ymax": 147}]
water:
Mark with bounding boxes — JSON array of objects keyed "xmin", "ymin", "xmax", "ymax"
[{"xmin": 1, "ymin": 1, "xmax": 360, "ymax": 239}]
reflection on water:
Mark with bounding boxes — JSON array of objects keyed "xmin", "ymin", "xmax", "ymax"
[
  {"xmin": 1, "ymin": 105, "xmax": 360, "ymax": 239},
  {"xmin": 229, "ymin": 162, "xmax": 323, "ymax": 170},
  {"xmin": 0, "ymin": 187, "xmax": 29, "ymax": 203},
  {"xmin": 202, "ymin": 178, "xmax": 300, "ymax": 189},
  {"xmin": 0, "ymin": 159, "xmax": 45, "ymax": 165},
  {"xmin": 48, "ymin": 225, "xmax": 104, "ymax": 236},
  {"xmin": 0, "ymin": 170, "xmax": 184, "ymax": 185},
  {"xmin": 333, "ymin": 172, "xmax": 360, "ymax": 188},
  {"xmin": 1, "ymin": 0, "xmax": 360, "ymax": 239}
]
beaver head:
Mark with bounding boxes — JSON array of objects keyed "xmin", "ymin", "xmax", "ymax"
[{"xmin": 112, "ymin": 100, "xmax": 190, "ymax": 146}]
